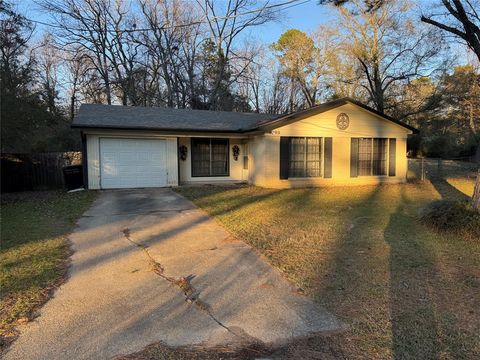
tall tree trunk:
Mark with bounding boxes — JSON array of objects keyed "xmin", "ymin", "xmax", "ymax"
[
  {"xmin": 70, "ymin": 95, "xmax": 75, "ymax": 121},
  {"xmin": 472, "ymin": 169, "xmax": 480, "ymax": 212},
  {"xmin": 105, "ymin": 80, "xmax": 112, "ymax": 105},
  {"xmin": 373, "ymin": 64, "xmax": 384, "ymax": 113}
]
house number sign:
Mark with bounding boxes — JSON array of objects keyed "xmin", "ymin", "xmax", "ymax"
[{"xmin": 336, "ymin": 113, "xmax": 350, "ymax": 130}]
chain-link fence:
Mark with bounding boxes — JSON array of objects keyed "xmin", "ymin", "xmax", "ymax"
[{"xmin": 407, "ymin": 158, "xmax": 479, "ymax": 181}]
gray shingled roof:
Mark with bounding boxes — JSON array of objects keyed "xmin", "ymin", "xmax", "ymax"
[
  {"xmin": 72, "ymin": 98, "xmax": 417, "ymax": 134},
  {"xmin": 72, "ymin": 104, "xmax": 278, "ymax": 132}
]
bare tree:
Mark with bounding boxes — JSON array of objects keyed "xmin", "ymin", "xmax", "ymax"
[
  {"xmin": 197, "ymin": 0, "xmax": 276, "ymax": 110},
  {"xmin": 38, "ymin": 0, "xmax": 115, "ymax": 104},
  {"xmin": 335, "ymin": 0, "xmax": 444, "ymax": 113},
  {"xmin": 138, "ymin": 0, "xmax": 203, "ymax": 108},
  {"xmin": 230, "ymin": 41, "xmax": 264, "ymax": 112},
  {"xmin": 313, "ymin": 26, "xmax": 366, "ymax": 99},
  {"xmin": 261, "ymin": 61, "xmax": 297, "ymax": 114},
  {"xmin": 105, "ymin": 0, "xmax": 141, "ymax": 105},
  {"xmin": 421, "ymin": 0, "xmax": 480, "ymax": 62},
  {"xmin": 318, "ymin": 0, "xmax": 385, "ymax": 12},
  {"xmin": 64, "ymin": 46, "xmax": 88, "ymax": 119},
  {"xmin": 36, "ymin": 33, "xmax": 61, "ymax": 114}
]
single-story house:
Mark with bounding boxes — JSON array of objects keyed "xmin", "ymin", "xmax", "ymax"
[{"xmin": 72, "ymin": 97, "xmax": 417, "ymax": 189}]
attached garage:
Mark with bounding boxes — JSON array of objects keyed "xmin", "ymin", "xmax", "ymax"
[
  {"xmin": 83, "ymin": 133, "xmax": 179, "ymax": 190},
  {"xmin": 99, "ymin": 138, "xmax": 167, "ymax": 189}
]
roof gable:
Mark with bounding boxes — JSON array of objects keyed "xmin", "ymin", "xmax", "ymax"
[
  {"xmin": 271, "ymin": 103, "xmax": 411, "ymax": 138},
  {"xmin": 255, "ymin": 97, "xmax": 417, "ymax": 134}
]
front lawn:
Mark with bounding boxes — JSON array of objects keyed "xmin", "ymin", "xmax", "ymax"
[
  {"xmin": 176, "ymin": 181, "xmax": 480, "ymax": 359},
  {"xmin": 0, "ymin": 190, "xmax": 97, "ymax": 350}
]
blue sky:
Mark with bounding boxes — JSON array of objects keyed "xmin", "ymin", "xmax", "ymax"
[
  {"xmin": 254, "ymin": 0, "xmax": 338, "ymax": 44},
  {"xmin": 16, "ymin": 0, "xmax": 473, "ymax": 64},
  {"xmin": 18, "ymin": 0, "xmax": 336, "ymax": 45}
]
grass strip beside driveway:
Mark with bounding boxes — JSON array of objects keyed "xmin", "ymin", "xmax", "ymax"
[
  {"xmin": 176, "ymin": 182, "xmax": 480, "ymax": 359},
  {"xmin": 0, "ymin": 190, "xmax": 97, "ymax": 349}
]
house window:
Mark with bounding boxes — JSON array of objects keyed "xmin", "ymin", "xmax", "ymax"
[
  {"xmin": 191, "ymin": 138, "xmax": 229, "ymax": 177},
  {"xmin": 289, "ymin": 137, "xmax": 323, "ymax": 177},
  {"xmin": 357, "ymin": 138, "xmax": 387, "ymax": 176}
]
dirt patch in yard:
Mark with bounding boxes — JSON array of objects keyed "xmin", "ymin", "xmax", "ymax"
[{"xmin": 117, "ymin": 332, "xmax": 353, "ymax": 360}]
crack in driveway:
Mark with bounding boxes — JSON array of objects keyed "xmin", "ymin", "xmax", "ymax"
[{"xmin": 121, "ymin": 228, "xmax": 258, "ymax": 346}]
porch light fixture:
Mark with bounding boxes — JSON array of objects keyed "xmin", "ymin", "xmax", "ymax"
[{"xmin": 179, "ymin": 145, "xmax": 188, "ymax": 161}]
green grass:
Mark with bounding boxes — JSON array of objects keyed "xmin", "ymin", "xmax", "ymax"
[
  {"xmin": 0, "ymin": 190, "xmax": 97, "ymax": 349},
  {"xmin": 446, "ymin": 177, "xmax": 476, "ymax": 197},
  {"xmin": 176, "ymin": 180, "xmax": 480, "ymax": 359}
]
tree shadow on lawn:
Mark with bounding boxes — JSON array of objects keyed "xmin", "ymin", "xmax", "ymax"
[
  {"xmin": 297, "ymin": 184, "xmax": 443, "ymax": 359},
  {"xmin": 0, "ymin": 190, "xmax": 94, "ymax": 251},
  {"xmin": 429, "ymin": 176, "xmax": 470, "ymax": 202},
  {"xmin": 176, "ymin": 185, "xmax": 282, "ymax": 218},
  {"xmin": 310, "ymin": 183, "xmax": 478, "ymax": 359},
  {"xmin": 384, "ymin": 188, "xmax": 440, "ymax": 359}
]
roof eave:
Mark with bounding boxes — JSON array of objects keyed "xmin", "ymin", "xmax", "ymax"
[{"xmin": 71, "ymin": 123, "xmax": 251, "ymax": 134}]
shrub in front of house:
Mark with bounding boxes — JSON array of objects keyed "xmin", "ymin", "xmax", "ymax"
[{"xmin": 419, "ymin": 200, "xmax": 480, "ymax": 240}]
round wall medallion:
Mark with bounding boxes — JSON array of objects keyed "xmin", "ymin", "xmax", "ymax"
[{"xmin": 336, "ymin": 113, "xmax": 350, "ymax": 130}]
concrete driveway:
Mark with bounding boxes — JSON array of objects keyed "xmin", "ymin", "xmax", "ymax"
[{"xmin": 5, "ymin": 188, "xmax": 342, "ymax": 360}]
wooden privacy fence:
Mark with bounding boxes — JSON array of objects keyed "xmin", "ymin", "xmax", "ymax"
[{"xmin": 1, "ymin": 152, "xmax": 82, "ymax": 192}]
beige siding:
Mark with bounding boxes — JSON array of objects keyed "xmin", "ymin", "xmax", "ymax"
[
  {"xmin": 165, "ymin": 138, "xmax": 179, "ymax": 186},
  {"xmin": 86, "ymin": 134, "xmax": 100, "ymax": 189},
  {"xmin": 178, "ymin": 137, "xmax": 246, "ymax": 184},
  {"xmin": 85, "ymin": 130, "xmax": 178, "ymax": 189},
  {"xmin": 247, "ymin": 135, "xmax": 265, "ymax": 185},
  {"xmin": 250, "ymin": 103, "xmax": 411, "ymax": 188}
]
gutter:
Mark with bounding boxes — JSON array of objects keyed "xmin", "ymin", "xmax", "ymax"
[{"xmin": 71, "ymin": 124, "xmax": 250, "ymax": 134}]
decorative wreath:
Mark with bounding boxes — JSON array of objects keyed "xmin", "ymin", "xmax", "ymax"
[
  {"xmin": 179, "ymin": 145, "xmax": 188, "ymax": 161},
  {"xmin": 232, "ymin": 145, "xmax": 240, "ymax": 161}
]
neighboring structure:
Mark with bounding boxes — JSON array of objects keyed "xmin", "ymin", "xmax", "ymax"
[{"xmin": 72, "ymin": 98, "xmax": 417, "ymax": 189}]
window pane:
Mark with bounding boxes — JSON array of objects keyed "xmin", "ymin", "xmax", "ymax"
[
  {"xmin": 373, "ymin": 138, "xmax": 387, "ymax": 175},
  {"xmin": 358, "ymin": 138, "xmax": 372, "ymax": 176},
  {"xmin": 306, "ymin": 137, "xmax": 322, "ymax": 177},
  {"xmin": 288, "ymin": 137, "xmax": 322, "ymax": 178},
  {"xmin": 191, "ymin": 139, "xmax": 211, "ymax": 176},
  {"xmin": 211, "ymin": 139, "xmax": 229, "ymax": 176},
  {"xmin": 289, "ymin": 137, "xmax": 306, "ymax": 177}
]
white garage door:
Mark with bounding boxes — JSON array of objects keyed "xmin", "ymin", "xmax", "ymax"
[{"xmin": 100, "ymin": 138, "xmax": 167, "ymax": 189}]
